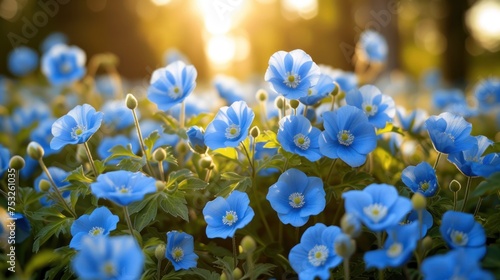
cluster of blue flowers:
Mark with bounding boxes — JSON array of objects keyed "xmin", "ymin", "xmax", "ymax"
[{"xmin": 0, "ymin": 29, "xmax": 499, "ymax": 280}]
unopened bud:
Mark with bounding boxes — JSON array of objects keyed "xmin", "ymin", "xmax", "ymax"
[
  {"xmin": 256, "ymin": 89, "xmax": 268, "ymax": 102},
  {"xmin": 152, "ymin": 148, "xmax": 167, "ymax": 162},
  {"xmin": 250, "ymin": 126, "xmax": 260, "ymax": 138},
  {"xmin": 232, "ymin": 268, "xmax": 243, "ymax": 280},
  {"xmin": 9, "ymin": 155, "xmax": 25, "ymax": 170},
  {"xmin": 27, "ymin": 142, "xmax": 44, "ymax": 160},
  {"xmin": 220, "ymin": 272, "xmax": 228, "ymax": 280},
  {"xmin": 39, "ymin": 179, "xmax": 52, "ymax": 192},
  {"xmin": 156, "ymin": 181, "xmax": 166, "ymax": 192},
  {"xmin": 334, "ymin": 233, "xmax": 356, "ymax": 258},
  {"xmin": 340, "ymin": 213, "xmax": 361, "ymax": 238},
  {"xmin": 176, "ymin": 141, "xmax": 188, "ymax": 154},
  {"xmin": 422, "ymin": 236, "xmax": 433, "ymax": 252},
  {"xmin": 412, "ymin": 192, "xmax": 427, "ymax": 210},
  {"xmin": 449, "ymin": 179, "xmax": 461, "ymax": 193},
  {"xmin": 331, "ymin": 82, "xmax": 340, "ymax": 96},
  {"xmin": 240, "ymin": 235, "xmax": 256, "ymax": 254},
  {"xmin": 199, "ymin": 156, "xmax": 213, "ymax": 169},
  {"xmin": 125, "ymin": 93, "xmax": 138, "ymax": 110},
  {"xmin": 155, "ymin": 244, "xmax": 166, "ymax": 260},
  {"xmin": 275, "ymin": 96, "xmax": 284, "ymax": 110},
  {"xmin": 289, "ymin": 99, "xmax": 300, "ymax": 109}
]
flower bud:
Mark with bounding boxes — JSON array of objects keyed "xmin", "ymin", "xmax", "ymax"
[
  {"xmin": 155, "ymin": 181, "xmax": 166, "ymax": 192},
  {"xmin": 152, "ymin": 148, "xmax": 167, "ymax": 162},
  {"xmin": 340, "ymin": 213, "xmax": 361, "ymax": 238},
  {"xmin": 9, "ymin": 155, "xmax": 25, "ymax": 170},
  {"xmin": 275, "ymin": 96, "xmax": 284, "ymax": 110},
  {"xmin": 411, "ymin": 192, "xmax": 427, "ymax": 210},
  {"xmin": 256, "ymin": 89, "xmax": 268, "ymax": 102},
  {"xmin": 199, "ymin": 156, "xmax": 213, "ymax": 170},
  {"xmin": 232, "ymin": 268, "xmax": 243, "ymax": 280},
  {"xmin": 240, "ymin": 235, "xmax": 256, "ymax": 254},
  {"xmin": 250, "ymin": 126, "xmax": 260, "ymax": 138},
  {"xmin": 449, "ymin": 179, "xmax": 461, "ymax": 192},
  {"xmin": 334, "ymin": 233, "xmax": 356, "ymax": 258},
  {"xmin": 220, "ymin": 272, "xmax": 228, "ymax": 280},
  {"xmin": 186, "ymin": 126, "xmax": 208, "ymax": 154},
  {"xmin": 39, "ymin": 179, "xmax": 52, "ymax": 192},
  {"xmin": 422, "ymin": 236, "xmax": 433, "ymax": 252},
  {"xmin": 331, "ymin": 82, "xmax": 340, "ymax": 96},
  {"xmin": 155, "ymin": 244, "xmax": 166, "ymax": 260},
  {"xmin": 27, "ymin": 142, "xmax": 44, "ymax": 160},
  {"xmin": 289, "ymin": 99, "xmax": 300, "ymax": 110},
  {"xmin": 176, "ymin": 141, "xmax": 189, "ymax": 155},
  {"xmin": 125, "ymin": 93, "xmax": 138, "ymax": 110}
]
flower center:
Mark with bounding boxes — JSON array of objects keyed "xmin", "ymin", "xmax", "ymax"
[
  {"xmin": 171, "ymin": 247, "xmax": 184, "ymax": 262},
  {"xmin": 115, "ymin": 185, "xmax": 131, "ymax": 194},
  {"xmin": 169, "ymin": 86, "xmax": 182, "ymax": 99},
  {"xmin": 89, "ymin": 226, "xmax": 104, "ymax": 236},
  {"xmin": 386, "ymin": 242, "xmax": 403, "ymax": 257},
  {"xmin": 419, "ymin": 181, "xmax": 430, "ymax": 191},
  {"xmin": 222, "ymin": 210, "xmax": 238, "ymax": 226},
  {"xmin": 362, "ymin": 103, "xmax": 378, "ymax": 116},
  {"xmin": 225, "ymin": 124, "xmax": 241, "ymax": 139},
  {"xmin": 308, "ymin": 245, "xmax": 329, "ymax": 267},
  {"xmin": 293, "ymin": 133, "xmax": 311, "ymax": 150},
  {"xmin": 102, "ymin": 262, "xmax": 116, "ymax": 276},
  {"xmin": 284, "ymin": 72, "xmax": 301, "ymax": 88},
  {"xmin": 363, "ymin": 203, "xmax": 388, "ymax": 223},
  {"xmin": 71, "ymin": 125, "xmax": 87, "ymax": 139},
  {"xmin": 60, "ymin": 61, "xmax": 72, "ymax": 74},
  {"xmin": 450, "ymin": 230, "xmax": 468, "ymax": 246},
  {"xmin": 288, "ymin": 192, "xmax": 305, "ymax": 208},
  {"xmin": 337, "ymin": 130, "xmax": 354, "ymax": 146}
]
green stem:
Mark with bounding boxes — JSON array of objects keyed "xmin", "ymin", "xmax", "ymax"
[
  {"xmin": 156, "ymin": 258, "xmax": 162, "ymax": 280},
  {"xmin": 204, "ymin": 168, "xmax": 212, "ymax": 183},
  {"xmin": 433, "ymin": 152, "xmax": 442, "ymax": 170},
  {"xmin": 460, "ymin": 176, "xmax": 472, "ymax": 212},
  {"xmin": 303, "ymin": 105, "xmax": 308, "ymax": 116},
  {"xmin": 123, "ymin": 206, "xmax": 135, "ymax": 235},
  {"xmin": 39, "ymin": 159, "xmax": 77, "ymax": 218},
  {"xmin": 131, "ymin": 108, "xmax": 154, "ymax": 176},
  {"xmin": 158, "ymin": 161, "xmax": 165, "ymax": 182},
  {"xmin": 376, "ymin": 232, "xmax": 384, "ymax": 280},
  {"xmin": 474, "ymin": 197, "xmax": 483, "ymax": 216},
  {"xmin": 232, "ymin": 235, "xmax": 238, "ymax": 268},
  {"xmin": 83, "ymin": 142, "xmax": 99, "ymax": 177},
  {"xmin": 326, "ymin": 159, "xmax": 338, "ymax": 183},
  {"xmin": 180, "ymin": 101, "xmax": 185, "ymax": 129},
  {"xmin": 453, "ymin": 190, "xmax": 458, "ymax": 211},
  {"xmin": 343, "ymin": 258, "xmax": 350, "ymax": 280},
  {"xmin": 330, "ymin": 94, "xmax": 336, "ymax": 111},
  {"xmin": 282, "ymin": 99, "xmax": 287, "ymax": 118}
]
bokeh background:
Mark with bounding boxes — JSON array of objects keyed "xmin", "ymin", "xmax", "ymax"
[{"xmin": 1, "ymin": 0, "xmax": 500, "ymax": 86}]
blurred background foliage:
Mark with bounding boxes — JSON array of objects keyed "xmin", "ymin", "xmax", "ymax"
[{"xmin": 1, "ymin": 0, "xmax": 499, "ymax": 86}]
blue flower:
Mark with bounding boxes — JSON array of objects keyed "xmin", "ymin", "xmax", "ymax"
[
  {"xmin": 266, "ymin": 168, "xmax": 325, "ymax": 227},
  {"xmin": 34, "ymin": 167, "xmax": 70, "ymax": 206},
  {"xmin": 214, "ymin": 75, "xmax": 247, "ymax": 105},
  {"xmin": 40, "ymin": 32, "xmax": 68, "ymax": 53},
  {"xmin": 70, "ymin": 206, "xmax": 119, "ymax": 250},
  {"xmin": 10, "ymin": 213, "xmax": 31, "ymax": 243},
  {"xmin": 432, "ymin": 88, "xmax": 466, "ymax": 110},
  {"xmin": 50, "ymin": 104, "xmax": 103, "ymax": 150},
  {"xmin": 186, "ymin": 126, "xmax": 208, "ymax": 154},
  {"xmin": 342, "ymin": 183, "xmax": 412, "ymax": 232},
  {"xmin": 72, "ymin": 236, "xmax": 144, "ymax": 280},
  {"xmin": 425, "ymin": 112, "xmax": 476, "ymax": 154},
  {"xmin": 405, "ymin": 209, "xmax": 433, "ymax": 237},
  {"xmin": 439, "ymin": 211, "xmax": 486, "ymax": 260},
  {"xmin": 474, "ymin": 78, "xmax": 500, "ymax": 112},
  {"xmin": 364, "ymin": 223, "xmax": 420, "ymax": 269},
  {"xmin": 319, "ymin": 105, "xmax": 377, "ymax": 167},
  {"xmin": 10, "ymin": 102, "xmax": 51, "ymax": 133},
  {"xmin": 0, "ymin": 145, "xmax": 10, "ymax": 177},
  {"xmin": 8, "ymin": 47, "xmax": 38, "ymax": 76},
  {"xmin": 288, "ymin": 223, "xmax": 342, "ymax": 280},
  {"xmin": 98, "ymin": 135, "xmax": 139, "ymax": 164},
  {"xmin": 345, "ymin": 85, "xmax": 396, "ymax": 128},
  {"xmin": 41, "ymin": 44, "xmax": 86, "ymax": 86},
  {"xmin": 422, "ymin": 250, "xmax": 494, "ymax": 280},
  {"xmin": 95, "ymin": 75, "xmax": 118, "ymax": 99},
  {"xmin": 320, "ymin": 65, "xmax": 358, "ymax": 94},
  {"xmin": 396, "ymin": 107, "xmax": 428, "ymax": 134},
  {"xmin": 298, "ymin": 74, "xmax": 335, "ymax": 106},
  {"xmin": 255, "ymin": 142, "xmax": 279, "ymax": 176},
  {"xmin": 90, "ymin": 171, "xmax": 157, "ymax": 206},
  {"xmin": 357, "ymin": 30, "xmax": 388, "ymax": 63},
  {"xmin": 166, "ymin": 231, "xmax": 198, "ymax": 271},
  {"xmin": 422, "ymin": 68, "xmax": 442, "ymax": 90},
  {"xmin": 101, "ymin": 100, "xmax": 135, "ymax": 130},
  {"xmin": 148, "ymin": 61, "xmax": 197, "ymax": 111},
  {"xmin": 277, "ymin": 115, "xmax": 322, "ymax": 161},
  {"xmin": 30, "ymin": 118, "xmax": 58, "ymax": 157},
  {"xmin": 204, "ymin": 101, "xmax": 255, "ymax": 150},
  {"xmin": 401, "ymin": 161, "xmax": 438, "ymax": 197},
  {"xmin": 202, "ymin": 190, "xmax": 254, "ymax": 239},
  {"xmin": 264, "ymin": 49, "xmax": 321, "ymax": 99},
  {"xmin": 448, "ymin": 135, "xmax": 500, "ymax": 178}
]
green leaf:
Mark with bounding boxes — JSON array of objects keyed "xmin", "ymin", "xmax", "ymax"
[
  {"xmin": 133, "ymin": 196, "xmax": 159, "ymax": 232},
  {"xmin": 24, "ymin": 250, "xmax": 60, "ymax": 278},
  {"xmin": 178, "ymin": 177, "xmax": 208, "ymax": 190},
  {"xmin": 33, "ymin": 218, "xmax": 73, "ymax": 252},
  {"xmin": 471, "ymin": 172, "xmax": 500, "ymax": 197},
  {"xmin": 221, "ymin": 172, "xmax": 246, "ymax": 181},
  {"xmin": 213, "ymin": 147, "xmax": 238, "ymax": 160},
  {"xmin": 241, "ymin": 263, "xmax": 276, "ymax": 280},
  {"xmin": 44, "ymin": 247, "xmax": 76, "ymax": 280},
  {"xmin": 93, "ymin": 160, "xmax": 106, "ymax": 174},
  {"xmin": 144, "ymin": 130, "xmax": 160, "ymax": 152},
  {"xmin": 186, "ymin": 112, "xmax": 212, "ymax": 127},
  {"xmin": 376, "ymin": 123, "xmax": 404, "ymax": 135},
  {"xmin": 259, "ymin": 130, "xmax": 280, "ymax": 148},
  {"xmin": 65, "ymin": 166, "xmax": 93, "ymax": 183},
  {"xmin": 159, "ymin": 192, "xmax": 189, "ymax": 221},
  {"xmin": 106, "ymin": 144, "xmax": 141, "ymax": 160},
  {"xmin": 482, "ymin": 141, "xmax": 500, "ymax": 156},
  {"xmin": 117, "ymin": 157, "xmax": 146, "ymax": 172},
  {"xmin": 164, "ymin": 146, "xmax": 178, "ymax": 165}
]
